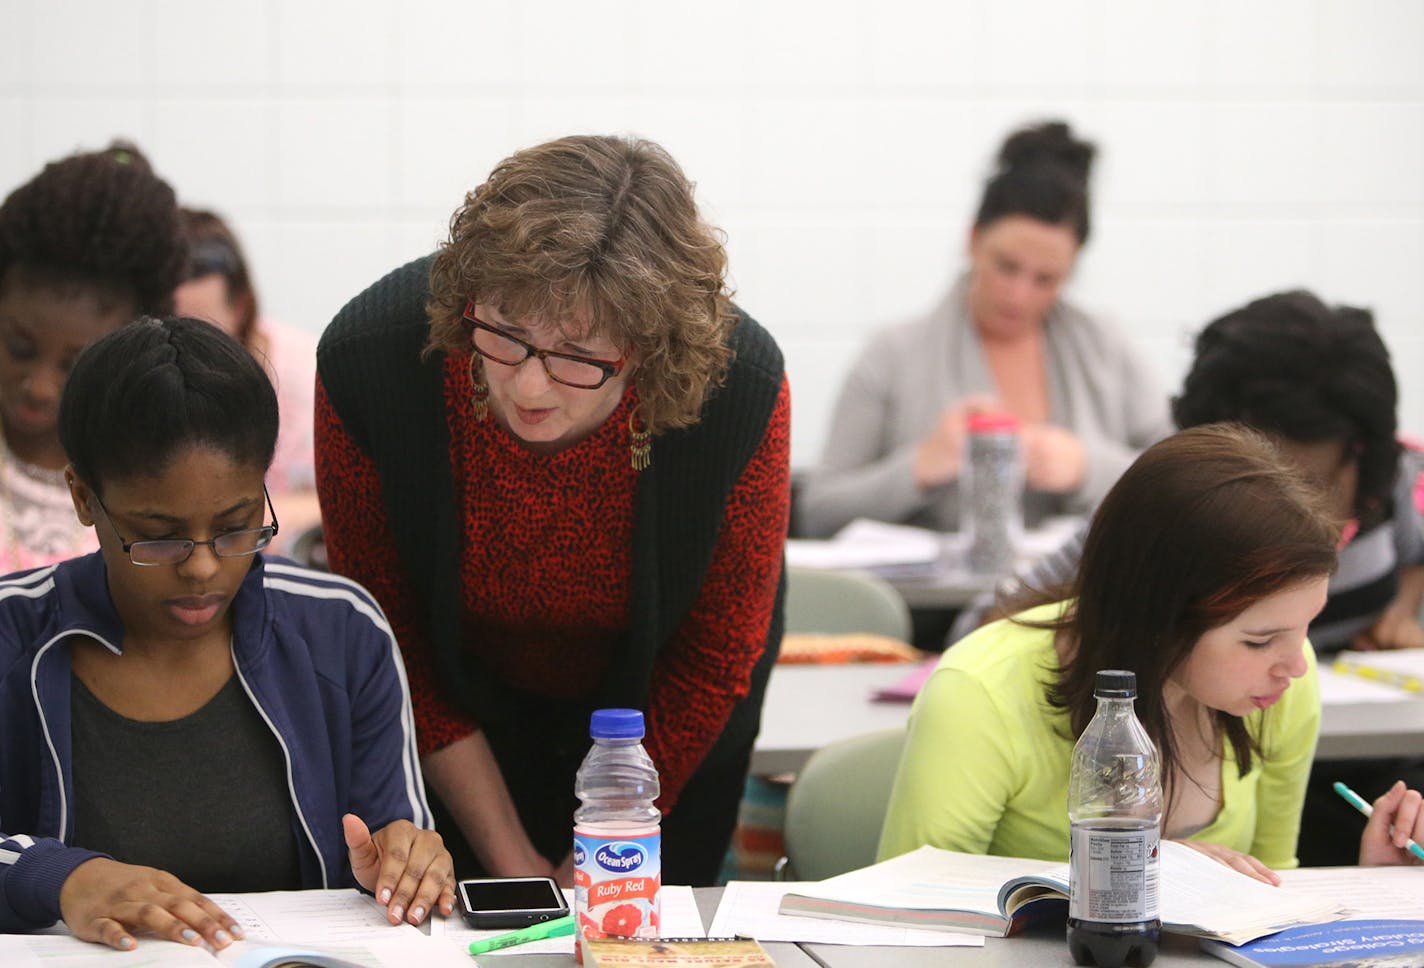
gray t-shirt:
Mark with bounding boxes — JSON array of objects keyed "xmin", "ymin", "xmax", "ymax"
[{"xmin": 70, "ymin": 670, "xmax": 303, "ymax": 893}]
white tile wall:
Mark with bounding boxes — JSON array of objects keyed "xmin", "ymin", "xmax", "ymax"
[{"xmin": 3, "ymin": 0, "xmax": 1421, "ymax": 465}]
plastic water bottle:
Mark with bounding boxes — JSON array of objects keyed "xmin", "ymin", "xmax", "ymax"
[
  {"xmin": 573, "ymin": 708, "xmax": 661, "ymax": 963},
  {"xmin": 1067, "ymin": 670, "xmax": 1163, "ymax": 968},
  {"xmin": 963, "ymin": 412, "xmax": 1023, "ymax": 576}
]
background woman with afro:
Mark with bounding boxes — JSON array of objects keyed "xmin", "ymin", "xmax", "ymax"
[{"xmin": 0, "ymin": 142, "xmax": 185, "ymax": 574}]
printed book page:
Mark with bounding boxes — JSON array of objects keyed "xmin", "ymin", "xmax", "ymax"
[
  {"xmin": 710, "ymin": 880, "xmax": 982, "ymax": 947},
  {"xmin": 0, "ymin": 933, "xmax": 470, "ymax": 968},
  {"xmin": 0, "ymin": 891, "xmax": 463, "ymax": 968},
  {"xmin": 204, "ymin": 889, "xmax": 424, "ymax": 945},
  {"xmin": 780, "ymin": 842, "xmax": 1347, "ymax": 945},
  {"xmin": 1276, "ymin": 866, "xmax": 1424, "ymax": 921},
  {"xmin": 781, "ymin": 845, "xmax": 1050, "ymax": 918}
]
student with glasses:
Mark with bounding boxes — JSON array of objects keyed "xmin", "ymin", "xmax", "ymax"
[
  {"xmin": 0, "ymin": 317, "xmax": 453, "ymax": 950},
  {"xmin": 315, "ymin": 134, "xmax": 790, "ymax": 888}
]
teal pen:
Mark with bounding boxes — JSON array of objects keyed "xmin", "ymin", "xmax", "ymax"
[
  {"xmin": 467, "ymin": 915, "xmax": 575, "ymax": 956},
  {"xmin": 1333, "ymin": 781, "xmax": 1424, "ymax": 863}
]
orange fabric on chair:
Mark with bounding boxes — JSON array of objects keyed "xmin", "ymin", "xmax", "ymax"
[{"xmin": 777, "ymin": 632, "xmax": 926, "ymax": 665}]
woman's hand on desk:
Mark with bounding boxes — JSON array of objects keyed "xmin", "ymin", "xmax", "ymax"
[
  {"xmin": 1358, "ymin": 781, "xmax": 1424, "ymax": 866},
  {"xmin": 59, "ymin": 857, "xmax": 243, "ymax": 951},
  {"xmin": 343, "ymin": 814, "xmax": 456, "ymax": 926},
  {"xmin": 1175, "ymin": 840, "xmax": 1281, "ymax": 886}
]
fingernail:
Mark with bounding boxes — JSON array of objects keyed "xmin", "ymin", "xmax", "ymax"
[
  {"xmin": 229, "ymin": 924, "xmax": 245, "ymax": 938},
  {"xmin": 391, "ymin": 905, "xmax": 404, "ymax": 922},
  {"xmin": 119, "ymin": 936, "xmax": 136, "ymax": 950},
  {"xmin": 379, "ymin": 888, "xmax": 392, "ymax": 903},
  {"xmin": 181, "ymin": 929, "xmax": 200, "ymax": 943},
  {"xmin": 215, "ymin": 930, "xmax": 232, "ymax": 945},
  {"xmin": 411, "ymin": 906, "xmax": 425, "ymax": 922}
]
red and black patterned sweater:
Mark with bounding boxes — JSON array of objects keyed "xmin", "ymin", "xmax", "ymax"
[{"xmin": 315, "ymin": 354, "xmax": 790, "ymax": 807}]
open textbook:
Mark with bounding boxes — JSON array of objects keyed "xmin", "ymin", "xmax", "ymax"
[
  {"xmin": 0, "ymin": 890, "xmax": 472, "ymax": 968},
  {"xmin": 778, "ymin": 841, "xmax": 1347, "ymax": 944}
]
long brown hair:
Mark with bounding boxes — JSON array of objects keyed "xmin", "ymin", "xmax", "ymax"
[
  {"xmin": 426, "ymin": 135, "xmax": 734, "ymax": 434},
  {"xmin": 1025, "ymin": 424, "xmax": 1338, "ymax": 799}
]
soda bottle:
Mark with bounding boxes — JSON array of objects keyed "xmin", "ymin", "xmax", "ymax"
[
  {"xmin": 1067, "ymin": 670, "xmax": 1163, "ymax": 968},
  {"xmin": 573, "ymin": 708, "xmax": 661, "ymax": 963}
]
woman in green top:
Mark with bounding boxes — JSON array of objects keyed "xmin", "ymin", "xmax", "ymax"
[{"xmin": 881, "ymin": 424, "xmax": 1344, "ymax": 881}]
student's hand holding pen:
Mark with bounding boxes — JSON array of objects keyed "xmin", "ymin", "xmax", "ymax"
[
  {"xmin": 1357, "ymin": 780, "xmax": 1424, "ymax": 866},
  {"xmin": 343, "ymin": 814, "xmax": 457, "ymax": 926}
]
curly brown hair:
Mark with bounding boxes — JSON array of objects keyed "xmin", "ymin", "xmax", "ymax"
[
  {"xmin": 0, "ymin": 140, "xmax": 184, "ymax": 314},
  {"xmin": 426, "ymin": 134, "xmax": 734, "ymax": 434}
]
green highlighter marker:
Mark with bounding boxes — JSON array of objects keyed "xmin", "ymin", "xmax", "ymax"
[
  {"xmin": 467, "ymin": 914, "xmax": 576, "ymax": 956},
  {"xmin": 1333, "ymin": 780, "xmax": 1424, "ymax": 863}
]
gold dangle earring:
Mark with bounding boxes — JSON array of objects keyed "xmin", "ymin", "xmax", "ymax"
[
  {"xmin": 629, "ymin": 407, "xmax": 651, "ymax": 472},
  {"xmin": 468, "ymin": 353, "xmax": 490, "ymax": 422}
]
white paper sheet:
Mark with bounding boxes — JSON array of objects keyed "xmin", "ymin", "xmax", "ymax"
[
  {"xmin": 1317, "ymin": 666, "xmax": 1419, "ymax": 703},
  {"xmin": 710, "ymin": 880, "xmax": 983, "ymax": 947},
  {"xmin": 429, "ymin": 885, "xmax": 704, "ymax": 956},
  {"xmin": 0, "ymin": 931, "xmax": 471, "ymax": 968},
  {"xmin": 1277, "ymin": 866, "xmax": 1424, "ymax": 920},
  {"xmin": 205, "ymin": 888, "xmax": 424, "ymax": 944}
]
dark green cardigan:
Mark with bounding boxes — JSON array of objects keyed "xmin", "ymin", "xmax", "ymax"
[{"xmin": 317, "ymin": 255, "xmax": 786, "ymax": 762}]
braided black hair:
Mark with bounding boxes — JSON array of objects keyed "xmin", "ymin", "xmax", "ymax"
[
  {"xmin": 1173, "ymin": 290, "xmax": 1400, "ymax": 525},
  {"xmin": 59, "ymin": 316, "xmax": 278, "ymax": 493},
  {"xmin": 0, "ymin": 141, "xmax": 184, "ymax": 313}
]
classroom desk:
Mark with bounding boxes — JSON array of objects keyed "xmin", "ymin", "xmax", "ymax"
[
  {"xmin": 752, "ymin": 663, "xmax": 1424, "ymax": 775},
  {"xmin": 787, "ymin": 517, "xmax": 1084, "ymax": 611},
  {"xmin": 490, "ymin": 890, "xmax": 1218, "ymax": 966}
]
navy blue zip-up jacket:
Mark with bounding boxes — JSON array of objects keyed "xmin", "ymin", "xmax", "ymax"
[{"xmin": 0, "ymin": 552, "xmax": 432, "ymax": 932}]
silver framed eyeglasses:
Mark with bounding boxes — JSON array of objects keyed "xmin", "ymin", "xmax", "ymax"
[{"xmin": 93, "ymin": 486, "xmax": 280, "ymax": 566}]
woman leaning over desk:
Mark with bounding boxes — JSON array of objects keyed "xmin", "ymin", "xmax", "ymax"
[
  {"xmin": 798, "ymin": 120, "xmax": 1169, "ymax": 538},
  {"xmin": 880, "ymin": 423, "xmax": 1424, "ymax": 875},
  {"xmin": 315, "ymin": 135, "xmax": 791, "ymax": 887}
]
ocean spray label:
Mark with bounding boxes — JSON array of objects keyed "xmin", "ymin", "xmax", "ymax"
[
  {"xmin": 574, "ymin": 828, "xmax": 661, "ymax": 951},
  {"xmin": 1068, "ymin": 824, "xmax": 1160, "ymax": 923}
]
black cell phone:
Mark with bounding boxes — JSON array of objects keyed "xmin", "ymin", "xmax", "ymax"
[{"xmin": 457, "ymin": 876, "xmax": 570, "ymax": 929}]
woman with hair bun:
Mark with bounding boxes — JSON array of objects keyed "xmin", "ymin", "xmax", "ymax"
[
  {"xmin": 801, "ymin": 120, "xmax": 1169, "ymax": 538},
  {"xmin": 0, "ymin": 142, "xmax": 185, "ymax": 573}
]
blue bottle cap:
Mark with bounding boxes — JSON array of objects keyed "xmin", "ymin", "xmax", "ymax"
[{"xmin": 590, "ymin": 708, "xmax": 645, "ymax": 739}]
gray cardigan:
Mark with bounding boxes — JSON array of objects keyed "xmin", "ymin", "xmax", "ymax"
[{"xmin": 799, "ymin": 276, "xmax": 1171, "ymax": 537}]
